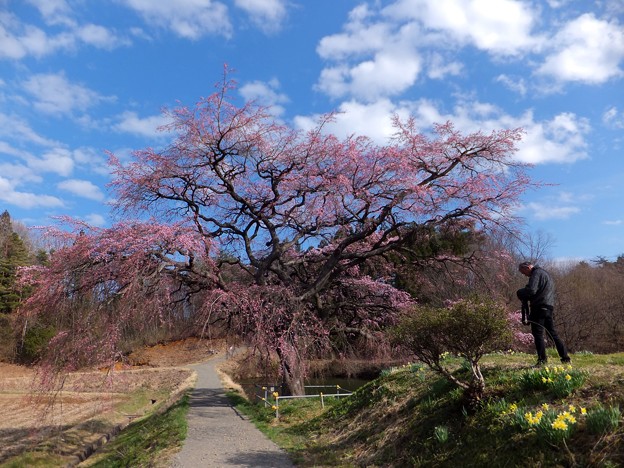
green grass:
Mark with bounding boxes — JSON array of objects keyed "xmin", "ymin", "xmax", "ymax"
[
  {"xmin": 1, "ymin": 452, "xmax": 68, "ymax": 468},
  {"xmin": 81, "ymin": 395, "xmax": 190, "ymax": 468},
  {"xmin": 227, "ymin": 351, "xmax": 624, "ymax": 467}
]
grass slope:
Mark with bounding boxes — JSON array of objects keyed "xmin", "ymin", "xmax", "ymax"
[
  {"xmin": 232, "ymin": 351, "xmax": 624, "ymax": 467},
  {"xmin": 79, "ymin": 395, "xmax": 189, "ymax": 467}
]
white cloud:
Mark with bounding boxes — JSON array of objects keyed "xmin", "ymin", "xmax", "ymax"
[
  {"xmin": 295, "ymin": 99, "xmax": 413, "ymax": 143},
  {"xmin": 0, "ymin": 114, "xmax": 58, "ymax": 147},
  {"xmin": 113, "ymin": 111, "xmax": 173, "ymax": 138},
  {"xmin": 315, "ymin": 0, "xmax": 542, "ymax": 101},
  {"xmin": 75, "ymin": 24, "xmax": 129, "ymax": 49},
  {"xmin": 495, "ymin": 74, "xmax": 528, "ymax": 96},
  {"xmin": 526, "ymin": 202, "xmax": 580, "ymax": 220},
  {"xmin": 604, "ymin": 220, "xmax": 623, "ymax": 226},
  {"xmin": 57, "ymin": 179, "xmax": 105, "ymax": 201},
  {"xmin": 121, "ymin": 0, "xmax": 232, "ymax": 39},
  {"xmin": 603, "ymin": 107, "xmax": 624, "ymax": 129},
  {"xmin": 296, "ymin": 96, "xmax": 590, "ymax": 165},
  {"xmin": 319, "ymin": 30, "xmax": 424, "ymax": 101},
  {"xmin": 316, "ymin": 5, "xmax": 424, "ymax": 101},
  {"xmin": 604, "ymin": 0, "xmax": 624, "ymax": 16},
  {"xmin": 514, "ymin": 112, "xmax": 590, "ymax": 164},
  {"xmin": 22, "ymin": 72, "xmax": 114, "ymax": 115},
  {"xmin": 418, "ymin": 101, "xmax": 591, "ymax": 164},
  {"xmin": 383, "ymin": 0, "xmax": 540, "ymax": 56},
  {"xmin": 538, "ymin": 14, "xmax": 624, "ymax": 84},
  {"xmin": 317, "ymin": 7, "xmax": 393, "ymax": 61},
  {"xmin": 318, "ymin": 50, "xmax": 421, "ymax": 101},
  {"xmin": 0, "ymin": 7, "xmax": 125, "ymax": 61},
  {"xmin": 84, "ymin": 213, "xmax": 106, "ymax": 226},
  {"xmin": 25, "ymin": 0, "xmax": 73, "ymax": 26},
  {"xmin": 0, "ymin": 176, "xmax": 64, "ymax": 209},
  {"xmin": 391, "ymin": 97, "xmax": 590, "ymax": 164},
  {"xmin": 72, "ymin": 147, "xmax": 110, "ymax": 176},
  {"xmin": 28, "ymin": 149, "xmax": 75, "ymax": 176},
  {"xmin": 240, "ymin": 79, "xmax": 289, "ymax": 116},
  {"xmin": 234, "ymin": 0, "xmax": 288, "ymax": 33},
  {"xmin": 545, "ymin": 0, "xmax": 571, "ymax": 8},
  {"xmin": 0, "ymin": 160, "xmax": 42, "ymax": 183},
  {"xmin": 426, "ymin": 53, "xmax": 463, "ymax": 79},
  {"xmin": 0, "ymin": 13, "xmax": 63, "ymax": 59}
]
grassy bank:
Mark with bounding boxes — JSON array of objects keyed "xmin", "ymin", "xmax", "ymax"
[
  {"xmin": 79, "ymin": 394, "xmax": 189, "ymax": 467},
  {"xmin": 230, "ymin": 351, "xmax": 624, "ymax": 467},
  {"xmin": 0, "ymin": 387, "xmax": 189, "ymax": 468}
]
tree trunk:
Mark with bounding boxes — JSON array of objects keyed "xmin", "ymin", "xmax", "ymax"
[{"xmin": 276, "ymin": 345, "xmax": 306, "ymax": 396}]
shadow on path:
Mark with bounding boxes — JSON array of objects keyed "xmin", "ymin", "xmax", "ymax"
[
  {"xmin": 188, "ymin": 387, "xmax": 235, "ymax": 410},
  {"xmin": 172, "ymin": 354, "xmax": 293, "ymax": 468}
]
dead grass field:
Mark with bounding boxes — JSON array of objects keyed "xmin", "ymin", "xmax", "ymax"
[{"xmin": 0, "ymin": 337, "xmax": 220, "ymax": 465}]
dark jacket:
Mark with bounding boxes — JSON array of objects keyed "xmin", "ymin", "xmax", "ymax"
[{"xmin": 520, "ymin": 265, "xmax": 556, "ymax": 309}]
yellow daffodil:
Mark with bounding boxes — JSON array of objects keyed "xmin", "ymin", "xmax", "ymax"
[
  {"xmin": 565, "ymin": 374, "xmax": 572, "ymax": 381},
  {"xmin": 541, "ymin": 403, "xmax": 549, "ymax": 410},
  {"xmin": 581, "ymin": 407, "xmax": 587, "ymax": 415},
  {"xmin": 524, "ymin": 411, "xmax": 542, "ymax": 426},
  {"xmin": 568, "ymin": 405, "xmax": 576, "ymax": 413},
  {"xmin": 542, "ymin": 377, "xmax": 548, "ymax": 383},
  {"xmin": 552, "ymin": 419, "xmax": 568, "ymax": 430}
]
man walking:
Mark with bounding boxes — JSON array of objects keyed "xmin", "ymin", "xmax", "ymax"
[{"xmin": 517, "ymin": 262, "xmax": 571, "ymax": 366}]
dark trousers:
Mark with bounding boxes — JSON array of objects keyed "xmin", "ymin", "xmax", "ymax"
[{"xmin": 530, "ymin": 307, "xmax": 569, "ymax": 362}]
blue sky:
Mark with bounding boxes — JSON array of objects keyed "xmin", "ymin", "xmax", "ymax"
[{"xmin": 1, "ymin": 0, "xmax": 623, "ymax": 262}]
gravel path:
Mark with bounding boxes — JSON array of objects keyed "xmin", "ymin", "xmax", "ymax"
[{"xmin": 171, "ymin": 355, "xmax": 294, "ymax": 468}]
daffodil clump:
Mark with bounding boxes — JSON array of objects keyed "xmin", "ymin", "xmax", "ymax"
[
  {"xmin": 519, "ymin": 365, "xmax": 586, "ymax": 397},
  {"xmin": 507, "ymin": 402, "xmax": 587, "ymax": 443}
]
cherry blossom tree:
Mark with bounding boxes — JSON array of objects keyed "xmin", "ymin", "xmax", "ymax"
[{"xmin": 19, "ymin": 70, "xmax": 533, "ymax": 394}]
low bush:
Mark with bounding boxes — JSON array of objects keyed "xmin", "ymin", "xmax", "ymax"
[
  {"xmin": 17, "ymin": 323, "xmax": 56, "ymax": 363},
  {"xmin": 391, "ymin": 296, "xmax": 512, "ymax": 405},
  {"xmin": 0, "ymin": 313, "xmax": 15, "ymax": 361}
]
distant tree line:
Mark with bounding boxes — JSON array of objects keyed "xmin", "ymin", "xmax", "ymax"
[
  {"xmin": 0, "ymin": 210, "xmax": 50, "ymax": 362},
  {"xmin": 551, "ymin": 257, "xmax": 624, "ymax": 353}
]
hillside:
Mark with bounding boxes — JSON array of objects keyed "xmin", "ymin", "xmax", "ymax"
[{"xmin": 234, "ymin": 351, "xmax": 624, "ymax": 467}]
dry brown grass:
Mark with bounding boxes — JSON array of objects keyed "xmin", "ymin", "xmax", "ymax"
[{"xmin": 0, "ymin": 337, "xmax": 221, "ymax": 465}]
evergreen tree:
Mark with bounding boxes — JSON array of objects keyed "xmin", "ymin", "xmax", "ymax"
[
  {"xmin": 0, "ymin": 212, "xmax": 30, "ymax": 313},
  {"xmin": 0, "ymin": 210, "xmax": 12, "ymax": 253}
]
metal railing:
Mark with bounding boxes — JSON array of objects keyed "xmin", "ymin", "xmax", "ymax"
[{"xmin": 254, "ymin": 383, "xmax": 353, "ymax": 418}]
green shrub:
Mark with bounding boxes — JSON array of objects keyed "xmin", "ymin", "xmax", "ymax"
[
  {"xmin": 18, "ymin": 323, "xmax": 56, "ymax": 363},
  {"xmin": 391, "ymin": 296, "xmax": 513, "ymax": 405},
  {"xmin": 0, "ymin": 313, "xmax": 15, "ymax": 361}
]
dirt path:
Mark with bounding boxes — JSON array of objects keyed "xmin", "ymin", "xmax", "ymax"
[{"xmin": 171, "ymin": 354, "xmax": 293, "ymax": 468}]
